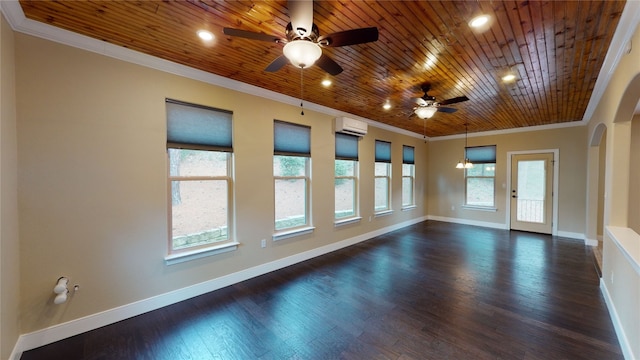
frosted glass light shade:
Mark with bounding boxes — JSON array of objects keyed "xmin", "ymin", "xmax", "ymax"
[
  {"xmin": 415, "ymin": 106, "xmax": 437, "ymax": 119},
  {"xmin": 283, "ymin": 40, "xmax": 322, "ymax": 68}
]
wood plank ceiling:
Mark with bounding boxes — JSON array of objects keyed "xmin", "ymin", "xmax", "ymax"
[{"xmin": 19, "ymin": 0, "xmax": 625, "ymax": 137}]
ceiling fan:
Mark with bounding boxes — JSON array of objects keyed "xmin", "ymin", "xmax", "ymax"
[
  {"xmin": 222, "ymin": 0, "xmax": 379, "ymax": 75},
  {"xmin": 413, "ymin": 83, "xmax": 469, "ymax": 119}
]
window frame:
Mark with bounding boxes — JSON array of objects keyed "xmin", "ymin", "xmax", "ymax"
[
  {"xmin": 464, "ymin": 145, "xmax": 497, "ymax": 210},
  {"xmin": 165, "ymin": 99, "xmax": 237, "ymax": 264},
  {"xmin": 273, "ymin": 121, "xmax": 314, "ymax": 240},
  {"xmin": 402, "ymin": 145, "xmax": 416, "ymax": 209},
  {"xmin": 334, "ymin": 133, "xmax": 360, "ymax": 224},
  {"xmin": 374, "ymin": 140, "xmax": 392, "ymax": 215}
]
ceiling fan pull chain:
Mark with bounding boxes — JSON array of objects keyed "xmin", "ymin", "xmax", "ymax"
[{"xmin": 300, "ymin": 67, "xmax": 305, "ymax": 115}]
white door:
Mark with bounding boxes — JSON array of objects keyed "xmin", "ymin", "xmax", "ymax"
[{"xmin": 510, "ymin": 153, "xmax": 554, "ymax": 234}]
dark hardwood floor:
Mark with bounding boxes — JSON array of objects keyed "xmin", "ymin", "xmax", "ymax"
[{"xmin": 21, "ymin": 221, "xmax": 622, "ymax": 359}]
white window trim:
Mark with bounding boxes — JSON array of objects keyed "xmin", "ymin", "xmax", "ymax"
[
  {"xmin": 464, "ymin": 163, "xmax": 496, "ymax": 208},
  {"xmin": 462, "ymin": 204, "xmax": 498, "ymax": 212},
  {"xmin": 402, "ymin": 163, "xmax": 415, "ymax": 208},
  {"xmin": 274, "ymin": 156, "xmax": 311, "ymax": 232},
  {"xmin": 335, "ymin": 159, "xmax": 359, "ymax": 222},
  {"xmin": 165, "ymin": 241, "xmax": 240, "ymax": 265},
  {"xmin": 334, "ymin": 217, "xmax": 362, "ymax": 227},
  {"xmin": 273, "ymin": 226, "xmax": 315, "ymax": 241},
  {"xmin": 374, "ymin": 210, "xmax": 394, "ymax": 217},
  {"xmin": 167, "ymin": 150, "xmax": 234, "ymax": 258},
  {"xmin": 374, "ymin": 162, "xmax": 392, "ymax": 213}
]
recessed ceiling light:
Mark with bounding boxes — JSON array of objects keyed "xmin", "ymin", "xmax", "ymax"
[
  {"xmin": 502, "ymin": 74, "xmax": 516, "ymax": 82},
  {"xmin": 469, "ymin": 15, "xmax": 490, "ymax": 28},
  {"xmin": 197, "ymin": 30, "xmax": 214, "ymax": 41},
  {"xmin": 383, "ymin": 102, "xmax": 391, "ymax": 110},
  {"xmin": 321, "ymin": 79, "xmax": 332, "ymax": 87},
  {"xmin": 424, "ymin": 55, "xmax": 437, "ymax": 69}
]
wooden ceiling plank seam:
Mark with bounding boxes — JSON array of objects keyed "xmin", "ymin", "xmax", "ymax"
[
  {"xmin": 502, "ymin": 0, "xmax": 542, "ymax": 125},
  {"xmin": 559, "ymin": 0, "xmax": 579, "ymax": 121},
  {"xmin": 565, "ymin": 0, "xmax": 594, "ymax": 122},
  {"xmin": 576, "ymin": 1, "xmax": 623, "ymax": 121},
  {"xmin": 515, "ymin": 0, "xmax": 547, "ymax": 126},
  {"xmin": 422, "ymin": 0, "xmax": 510, "ymax": 128},
  {"xmin": 417, "ymin": 2, "xmax": 506, "ymax": 134},
  {"xmin": 542, "ymin": 1, "xmax": 560, "ymax": 122},
  {"xmin": 550, "ymin": 0, "xmax": 567, "ymax": 122},
  {"xmin": 530, "ymin": 0, "xmax": 555, "ymax": 124},
  {"xmin": 487, "ymin": 1, "xmax": 531, "ymax": 128}
]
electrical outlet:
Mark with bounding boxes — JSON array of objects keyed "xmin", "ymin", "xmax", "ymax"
[{"xmin": 261, "ymin": 239, "xmax": 266, "ymax": 248}]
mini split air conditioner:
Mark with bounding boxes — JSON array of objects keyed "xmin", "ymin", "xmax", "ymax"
[{"xmin": 335, "ymin": 117, "xmax": 368, "ymax": 137}]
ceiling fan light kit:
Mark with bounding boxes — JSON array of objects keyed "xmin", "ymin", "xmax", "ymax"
[
  {"xmin": 223, "ymin": 0, "xmax": 378, "ymax": 75},
  {"xmin": 415, "ymin": 106, "xmax": 437, "ymax": 119},
  {"xmin": 283, "ymin": 40, "xmax": 322, "ymax": 68}
]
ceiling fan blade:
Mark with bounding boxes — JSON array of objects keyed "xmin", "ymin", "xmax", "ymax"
[
  {"xmin": 316, "ymin": 53, "xmax": 343, "ymax": 75},
  {"xmin": 265, "ymin": 55, "xmax": 289, "ymax": 72},
  {"xmin": 437, "ymin": 107, "xmax": 458, "ymax": 113},
  {"xmin": 318, "ymin": 27, "xmax": 379, "ymax": 47},
  {"xmin": 416, "ymin": 98, "xmax": 427, "ymax": 106},
  {"xmin": 288, "ymin": 0, "xmax": 314, "ymax": 38},
  {"xmin": 439, "ymin": 96, "xmax": 469, "ymax": 105},
  {"xmin": 223, "ymin": 28, "xmax": 284, "ymax": 43}
]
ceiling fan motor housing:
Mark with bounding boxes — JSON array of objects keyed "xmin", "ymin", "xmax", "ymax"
[{"xmin": 286, "ymin": 23, "xmax": 320, "ymax": 41}]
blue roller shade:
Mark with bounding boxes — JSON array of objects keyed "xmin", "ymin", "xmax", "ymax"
[
  {"xmin": 335, "ymin": 133, "xmax": 359, "ymax": 160},
  {"xmin": 466, "ymin": 145, "xmax": 496, "ymax": 164},
  {"xmin": 166, "ymin": 99, "xmax": 233, "ymax": 151},
  {"xmin": 274, "ymin": 120, "xmax": 311, "ymax": 156},
  {"xmin": 375, "ymin": 140, "xmax": 391, "ymax": 163},
  {"xmin": 403, "ymin": 145, "xmax": 415, "ymax": 164}
]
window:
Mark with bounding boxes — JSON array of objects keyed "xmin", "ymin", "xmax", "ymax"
[
  {"xmin": 274, "ymin": 120, "xmax": 311, "ymax": 234},
  {"xmin": 335, "ymin": 133, "xmax": 359, "ymax": 220},
  {"xmin": 166, "ymin": 99, "xmax": 234, "ymax": 256},
  {"xmin": 465, "ymin": 145, "xmax": 496, "ymax": 207},
  {"xmin": 402, "ymin": 145, "xmax": 415, "ymax": 208},
  {"xmin": 375, "ymin": 140, "xmax": 392, "ymax": 213}
]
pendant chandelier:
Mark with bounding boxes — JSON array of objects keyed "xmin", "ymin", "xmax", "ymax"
[{"xmin": 456, "ymin": 122, "xmax": 473, "ymax": 169}]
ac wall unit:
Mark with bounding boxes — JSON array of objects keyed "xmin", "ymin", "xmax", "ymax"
[{"xmin": 335, "ymin": 117, "xmax": 368, "ymax": 136}]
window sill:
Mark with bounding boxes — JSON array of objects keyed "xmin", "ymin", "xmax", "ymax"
[
  {"xmin": 273, "ymin": 226, "xmax": 315, "ymax": 241},
  {"xmin": 401, "ymin": 205, "xmax": 417, "ymax": 211},
  {"xmin": 334, "ymin": 217, "xmax": 362, "ymax": 227},
  {"xmin": 374, "ymin": 210, "xmax": 394, "ymax": 218},
  {"xmin": 462, "ymin": 205, "xmax": 497, "ymax": 212},
  {"xmin": 165, "ymin": 241, "xmax": 240, "ymax": 266}
]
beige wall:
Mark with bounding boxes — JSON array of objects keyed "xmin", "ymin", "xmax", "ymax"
[
  {"xmin": 586, "ymin": 21, "xmax": 640, "ymax": 360},
  {"xmin": 15, "ymin": 33, "xmax": 428, "ymax": 334},
  {"xmin": 428, "ymin": 126, "xmax": 587, "ymax": 234},
  {"xmin": 628, "ymin": 116, "xmax": 640, "ymax": 234},
  {"xmin": 0, "ymin": 13, "xmax": 20, "ymax": 360}
]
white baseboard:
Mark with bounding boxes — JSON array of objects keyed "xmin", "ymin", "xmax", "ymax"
[
  {"xmin": 600, "ymin": 279, "xmax": 635, "ymax": 360},
  {"xmin": 584, "ymin": 238, "xmax": 599, "ymax": 246},
  {"xmin": 426, "ymin": 215, "xmax": 508, "ymax": 230},
  {"xmin": 556, "ymin": 230, "xmax": 585, "ymax": 241},
  {"xmin": 12, "ymin": 216, "xmax": 427, "ymax": 358}
]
